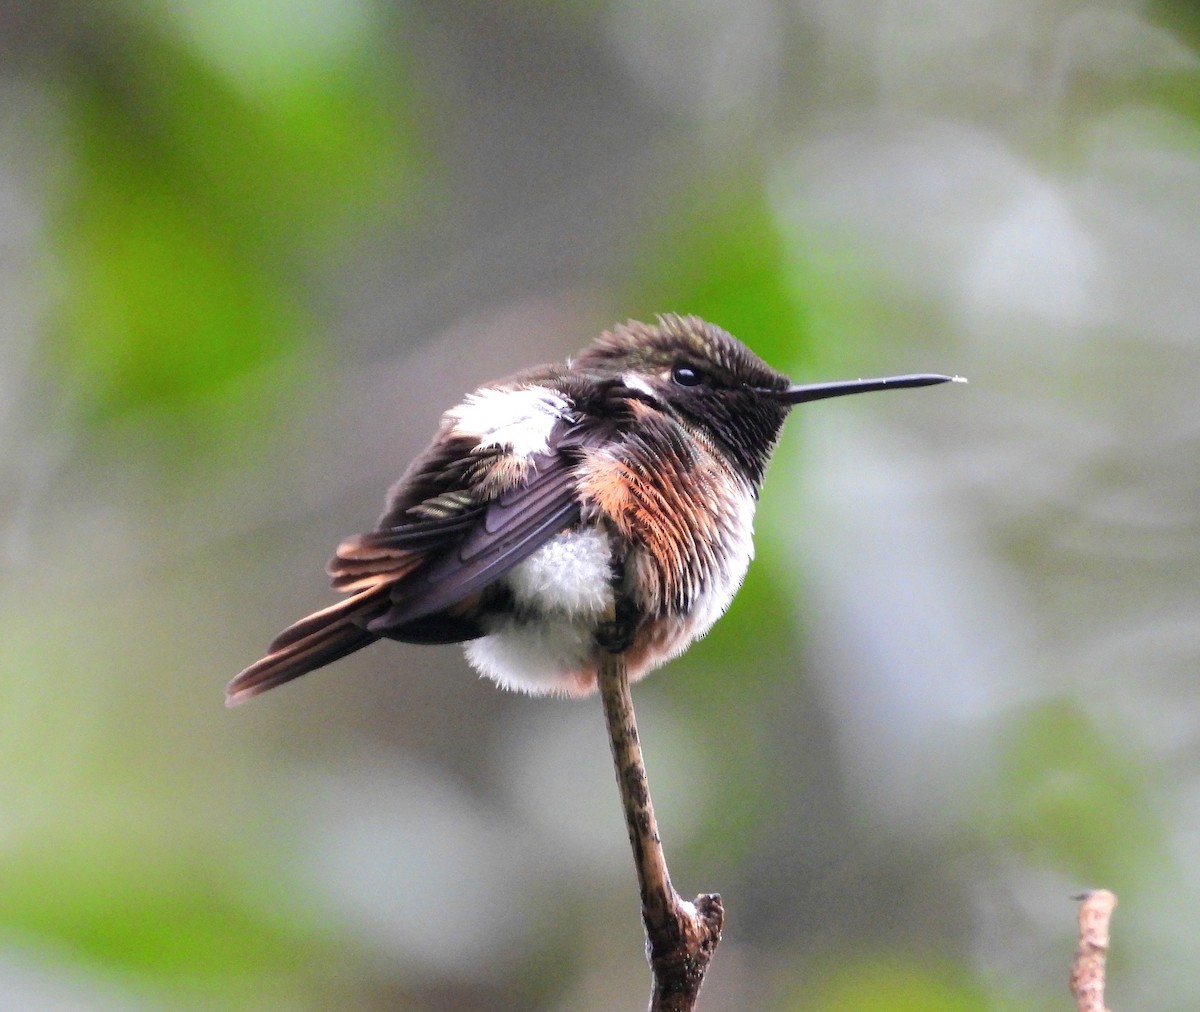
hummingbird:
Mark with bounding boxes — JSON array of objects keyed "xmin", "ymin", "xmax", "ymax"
[{"xmin": 227, "ymin": 315, "xmax": 960, "ymax": 705}]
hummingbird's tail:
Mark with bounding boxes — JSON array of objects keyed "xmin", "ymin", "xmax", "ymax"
[{"xmin": 225, "ymin": 587, "xmax": 387, "ymax": 706}]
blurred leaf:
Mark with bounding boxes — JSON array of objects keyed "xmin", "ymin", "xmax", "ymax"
[
  {"xmin": 792, "ymin": 952, "xmax": 989, "ymax": 1011},
  {"xmin": 622, "ymin": 172, "xmax": 810, "ymax": 367},
  {"xmin": 987, "ymin": 700, "xmax": 1164, "ymax": 882},
  {"xmin": 58, "ymin": 166, "xmax": 301, "ymax": 417},
  {"xmin": 0, "ymin": 827, "xmax": 348, "ymax": 1006},
  {"xmin": 49, "ymin": 5, "xmax": 418, "ymax": 432}
]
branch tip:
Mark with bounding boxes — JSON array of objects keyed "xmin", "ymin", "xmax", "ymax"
[{"xmin": 1069, "ymin": 888, "xmax": 1117, "ymax": 1012}]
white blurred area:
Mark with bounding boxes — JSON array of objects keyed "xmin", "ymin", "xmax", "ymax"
[{"xmin": 1, "ymin": 0, "xmax": 1198, "ymax": 1008}]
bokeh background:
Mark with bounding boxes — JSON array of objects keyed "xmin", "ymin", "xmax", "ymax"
[{"xmin": 3, "ymin": 1, "xmax": 1199, "ymax": 1008}]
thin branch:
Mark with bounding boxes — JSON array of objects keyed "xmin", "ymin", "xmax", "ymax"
[
  {"xmin": 1070, "ymin": 889, "xmax": 1117, "ymax": 1012},
  {"xmin": 597, "ymin": 648, "xmax": 723, "ymax": 1012}
]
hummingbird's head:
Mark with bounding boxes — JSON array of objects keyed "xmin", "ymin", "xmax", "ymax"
[
  {"xmin": 573, "ymin": 314, "xmax": 960, "ymax": 488},
  {"xmin": 572, "ymin": 315, "xmax": 796, "ymax": 487}
]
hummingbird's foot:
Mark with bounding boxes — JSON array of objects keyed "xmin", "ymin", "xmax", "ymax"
[{"xmin": 595, "ymin": 598, "xmax": 637, "ymax": 654}]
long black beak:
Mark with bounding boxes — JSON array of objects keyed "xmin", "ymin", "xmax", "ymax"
[{"xmin": 775, "ymin": 373, "xmax": 965, "ymax": 405}]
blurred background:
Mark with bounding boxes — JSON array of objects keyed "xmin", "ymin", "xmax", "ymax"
[{"xmin": 2, "ymin": 0, "xmax": 1199, "ymax": 1008}]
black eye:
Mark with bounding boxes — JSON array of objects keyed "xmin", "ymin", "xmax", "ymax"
[{"xmin": 672, "ymin": 365, "xmax": 702, "ymax": 387}]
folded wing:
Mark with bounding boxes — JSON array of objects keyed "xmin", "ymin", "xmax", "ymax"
[{"xmin": 227, "ymin": 423, "xmax": 590, "ymax": 705}]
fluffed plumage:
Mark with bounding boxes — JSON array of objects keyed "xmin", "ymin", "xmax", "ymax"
[{"xmin": 228, "ymin": 314, "xmax": 959, "ymax": 705}]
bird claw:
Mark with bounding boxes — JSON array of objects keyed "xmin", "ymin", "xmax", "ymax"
[{"xmin": 596, "ymin": 599, "xmax": 637, "ymax": 654}]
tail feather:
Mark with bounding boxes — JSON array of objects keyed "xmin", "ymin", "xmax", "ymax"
[{"xmin": 226, "ymin": 588, "xmax": 386, "ymax": 706}]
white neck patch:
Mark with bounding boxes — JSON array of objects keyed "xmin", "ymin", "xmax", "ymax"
[{"xmin": 621, "ymin": 373, "xmax": 656, "ymax": 399}]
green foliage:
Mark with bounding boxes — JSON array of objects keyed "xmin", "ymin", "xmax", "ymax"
[
  {"xmin": 988, "ymin": 700, "xmax": 1164, "ymax": 883},
  {"xmin": 51, "ymin": 4, "xmax": 416, "ymax": 430},
  {"xmin": 3, "ymin": 837, "xmax": 311, "ymax": 975},
  {"xmin": 623, "ymin": 173, "xmax": 810, "ymax": 368},
  {"xmin": 792, "ymin": 952, "xmax": 992, "ymax": 1011}
]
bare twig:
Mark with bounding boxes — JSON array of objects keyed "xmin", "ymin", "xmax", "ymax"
[
  {"xmin": 1070, "ymin": 889, "xmax": 1117, "ymax": 1012},
  {"xmin": 597, "ymin": 649, "xmax": 723, "ymax": 1011}
]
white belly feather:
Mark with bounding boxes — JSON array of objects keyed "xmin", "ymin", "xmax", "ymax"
[{"xmin": 465, "ymin": 528, "xmax": 615, "ymax": 695}]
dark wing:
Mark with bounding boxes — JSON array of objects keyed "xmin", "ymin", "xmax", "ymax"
[
  {"xmin": 336, "ymin": 414, "xmax": 617, "ymax": 635},
  {"xmin": 364, "ymin": 453, "xmax": 581, "ymax": 634},
  {"xmin": 227, "ymin": 420, "xmax": 591, "ymax": 706},
  {"xmin": 328, "ymin": 509, "xmax": 480, "ymax": 594}
]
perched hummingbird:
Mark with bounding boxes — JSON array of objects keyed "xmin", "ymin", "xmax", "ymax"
[{"xmin": 227, "ymin": 315, "xmax": 959, "ymax": 705}]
